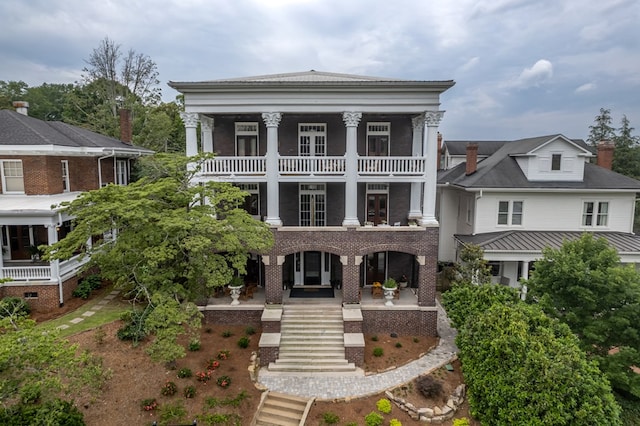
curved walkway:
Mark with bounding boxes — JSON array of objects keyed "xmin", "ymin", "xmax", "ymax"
[{"xmin": 256, "ymin": 301, "xmax": 458, "ymax": 400}]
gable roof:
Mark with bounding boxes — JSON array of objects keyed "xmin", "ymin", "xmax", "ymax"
[
  {"xmin": 0, "ymin": 110, "xmax": 152, "ymax": 154},
  {"xmin": 437, "ymin": 134, "xmax": 640, "ymax": 190},
  {"xmin": 443, "ymin": 140, "xmax": 508, "ymax": 156}
]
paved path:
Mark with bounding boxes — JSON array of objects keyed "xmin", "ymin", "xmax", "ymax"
[
  {"xmin": 56, "ymin": 289, "xmax": 121, "ymax": 330},
  {"xmin": 256, "ymin": 301, "xmax": 458, "ymax": 400}
]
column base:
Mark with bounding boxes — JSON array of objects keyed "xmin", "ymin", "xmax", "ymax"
[
  {"xmin": 342, "ymin": 217, "xmax": 361, "ymax": 227},
  {"xmin": 407, "ymin": 210, "xmax": 422, "ymax": 220},
  {"xmin": 420, "ymin": 216, "xmax": 439, "ymax": 227},
  {"xmin": 264, "ymin": 217, "xmax": 282, "ymax": 227}
]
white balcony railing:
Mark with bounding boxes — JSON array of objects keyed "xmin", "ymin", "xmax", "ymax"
[
  {"xmin": 198, "ymin": 156, "xmax": 427, "ymax": 179},
  {"xmin": 1, "ymin": 265, "xmax": 51, "ymax": 281}
]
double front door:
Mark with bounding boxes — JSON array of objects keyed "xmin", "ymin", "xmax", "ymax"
[{"xmin": 294, "ymin": 251, "xmax": 330, "ymax": 285}]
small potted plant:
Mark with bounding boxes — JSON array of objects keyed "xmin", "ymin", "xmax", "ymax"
[
  {"xmin": 398, "ymin": 274, "xmax": 409, "ymax": 289},
  {"xmin": 228, "ymin": 276, "xmax": 244, "ymax": 306},
  {"xmin": 382, "ymin": 278, "xmax": 397, "ymax": 306}
]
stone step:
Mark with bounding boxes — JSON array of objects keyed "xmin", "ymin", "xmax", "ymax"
[
  {"xmin": 253, "ymin": 392, "xmax": 311, "ymax": 426},
  {"xmin": 280, "ymin": 335, "xmax": 343, "ymax": 343},
  {"xmin": 273, "ymin": 357, "xmax": 350, "ymax": 365},
  {"xmin": 278, "ymin": 351, "xmax": 346, "ymax": 359},
  {"xmin": 267, "ymin": 362, "xmax": 357, "ymax": 372},
  {"xmin": 281, "ymin": 314, "xmax": 342, "ymax": 321}
]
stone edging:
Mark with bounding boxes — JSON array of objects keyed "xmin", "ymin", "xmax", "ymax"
[{"xmin": 385, "ymin": 383, "xmax": 466, "ymax": 424}]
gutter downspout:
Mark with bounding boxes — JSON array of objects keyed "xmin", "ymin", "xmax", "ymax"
[{"xmin": 98, "ymin": 150, "xmax": 116, "ymax": 187}]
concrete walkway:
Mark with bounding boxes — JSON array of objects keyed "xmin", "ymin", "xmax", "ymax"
[
  {"xmin": 55, "ymin": 289, "xmax": 121, "ymax": 330},
  {"xmin": 256, "ymin": 300, "xmax": 458, "ymax": 400}
]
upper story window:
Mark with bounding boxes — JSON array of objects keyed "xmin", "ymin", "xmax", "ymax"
[
  {"xmin": 235, "ymin": 122, "xmax": 259, "ymax": 156},
  {"xmin": 116, "ymin": 160, "xmax": 128, "ymax": 185},
  {"xmin": 61, "ymin": 160, "xmax": 70, "ymax": 192},
  {"xmin": 551, "ymin": 153, "xmax": 562, "ymax": 171},
  {"xmin": 299, "ymin": 183, "xmax": 325, "ymax": 226},
  {"xmin": 497, "ymin": 200, "xmax": 523, "ymax": 225},
  {"xmin": 582, "ymin": 201, "xmax": 608, "ymax": 227},
  {"xmin": 367, "ymin": 122, "xmax": 390, "ymax": 156},
  {"xmin": 1, "ymin": 160, "xmax": 25, "ymax": 193},
  {"xmin": 237, "ymin": 183, "xmax": 260, "ymax": 217},
  {"xmin": 299, "ymin": 123, "xmax": 326, "ymax": 156}
]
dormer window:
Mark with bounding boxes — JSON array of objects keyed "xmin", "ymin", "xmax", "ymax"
[{"xmin": 551, "ymin": 154, "xmax": 561, "ymax": 171}]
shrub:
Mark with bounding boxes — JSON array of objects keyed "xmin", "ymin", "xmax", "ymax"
[
  {"xmin": 72, "ymin": 274, "xmax": 102, "ymax": 299},
  {"xmin": 322, "ymin": 411, "xmax": 340, "ymax": 424},
  {"xmin": 373, "ymin": 347, "xmax": 384, "ymax": 357},
  {"xmin": 217, "ymin": 375, "xmax": 232, "ymax": 388},
  {"xmin": 188, "ymin": 339, "xmax": 201, "ymax": 351},
  {"xmin": 0, "ymin": 296, "xmax": 30, "ymax": 318},
  {"xmin": 416, "ymin": 375, "xmax": 443, "ymax": 399},
  {"xmin": 376, "ymin": 398, "xmax": 392, "ymax": 414},
  {"xmin": 217, "ymin": 350, "xmax": 230, "ymax": 360},
  {"xmin": 19, "ymin": 382, "xmax": 41, "ymax": 404},
  {"xmin": 141, "ymin": 398, "xmax": 158, "ymax": 411},
  {"xmin": 245, "ymin": 326, "xmax": 256, "ymax": 335},
  {"xmin": 390, "ymin": 419, "xmax": 402, "ymax": 426},
  {"xmin": 364, "ymin": 411, "xmax": 384, "ymax": 426},
  {"xmin": 237, "ymin": 336, "xmax": 250, "ymax": 348},
  {"xmin": 0, "ymin": 399, "xmax": 84, "ymax": 425},
  {"xmin": 371, "ymin": 335, "xmax": 379, "ymax": 341},
  {"xmin": 183, "ymin": 385, "xmax": 196, "ymax": 398},
  {"xmin": 177, "ymin": 368, "xmax": 192, "ymax": 378},
  {"xmin": 161, "ymin": 381, "xmax": 178, "ymax": 396},
  {"xmin": 207, "ymin": 359, "xmax": 220, "ymax": 370},
  {"xmin": 116, "ymin": 309, "xmax": 149, "ymax": 343},
  {"xmin": 395, "ymin": 342, "xmax": 402, "ymax": 348},
  {"xmin": 453, "ymin": 418, "xmax": 470, "ymax": 426},
  {"xmin": 159, "ymin": 401, "xmax": 186, "ymax": 424},
  {"xmin": 221, "ymin": 330, "xmax": 233, "ymax": 338},
  {"xmin": 196, "ymin": 370, "xmax": 212, "ymax": 382},
  {"xmin": 93, "ymin": 326, "xmax": 106, "ymax": 345}
]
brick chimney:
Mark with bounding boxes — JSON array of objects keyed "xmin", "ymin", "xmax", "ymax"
[
  {"xmin": 596, "ymin": 140, "xmax": 614, "ymax": 170},
  {"xmin": 12, "ymin": 101, "xmax": 29, "ymax": 116},
  {"xmin": 466, "ymin": 143, "xmax": 479, "ymax": 175},
  {"xmin": 119, "ymin": 108, "xmax": 132, "ymax": 144},
  {"xmin": 437, "ymin": 132, "xmax": 443, "ymax": 170}
]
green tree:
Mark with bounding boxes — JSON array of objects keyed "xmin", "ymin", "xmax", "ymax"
[
  {"xmin": 456, "ymin": 243, "xmax": 492, "ymax": 285},
  {"xmin": 526, "ymin": 233, "xmax": 640, "ymax": 398},
  {"xmin": 24, "ymin": 83, "xmax": 75, "ymax": 121},
  {"xmin": 134, "ymin": 101, "xmax": 185, "ymax": 152},
  {"xmin": 458, "ymin": 302, "xmax": 621, "ymax": 425},
  {"xmin": 612, "ymin": 114, "xmax": 640, "ymax": 179},
  {"xmin": 588, "ymin": 107, "xmax": 616, "ymax": 147},
  {"xmin": 0, "ymin": 80, "xmax": 29, "ymax": 109},
  {"xmin": 44, "ymin": 154, "xmax": 273, "ymax": 361}
]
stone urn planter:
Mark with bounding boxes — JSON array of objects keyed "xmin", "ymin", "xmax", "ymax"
[
  {"xmin": 228, "ymin": 285, "xmax": 243, "ymax": 306},
  {"xmin": 382, "ymin": 278, "xmax": 397, "ymax": 307}
]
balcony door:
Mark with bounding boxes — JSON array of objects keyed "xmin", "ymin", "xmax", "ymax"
[
  {"xmin": 366, "ymin": 184, "xmax": 389, "ymax": 225},
  {"xmin": 299, "ymin": 123, "xmax": 326, "ymax": 156},
  {"xmin": 367, "ymin": 122, "xmax": 390, "ymax": 156},
  {"xmin": 366, "ymin": 252, "xmax": 387, "ymax": 285},
  {"xmin": 300, "ymin": 184, "xmax": 326, "ymax": 226}
]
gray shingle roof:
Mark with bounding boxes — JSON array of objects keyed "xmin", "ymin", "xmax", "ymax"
[
  {"xmin": 437, "ymin": 134, "xmax": 640, "ymax": 190},
  {"xmin": 0, "ymin": 110, "xmax": 152, "ymax": 152},
  {"xmin": 443, "ymin": 140, "xmax": 508, "ymax": 156},
  {"xmin": 456, "ymin": 231, "xmax": 640, "ymax": 253}
]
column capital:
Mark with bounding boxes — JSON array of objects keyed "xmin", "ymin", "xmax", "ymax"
[
  {"xmin": 342, "ymin": 111, "xmax": 362, "ymax": 127},
  {"xmin": 262, "ymin": 112, "xmax": 282, "ymax": 127},
  {"xmin": 180, "ymin": 112, "xmax": 199, "ymax": 128},
  {"xmin": 200, "ymin": 115, "xmax": 214, "ymax": 131},
  {"xmin": 424, "ymin": 110, "xmax": 445, "ymax": 127},
  {"xmin": 412, "ymin": 114, "xmax": 425, "ymax": 130}
]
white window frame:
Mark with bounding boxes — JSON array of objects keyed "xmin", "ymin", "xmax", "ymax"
[
  {"xmin": 365, "ymin": 183, "xmax": 389, "ymax": 225},
  {"xmin": 1, "ymin": 160, "xmax": 25, "ymax": 194},
  {"xmin": 497, "ymin": 200, "xmax": 523, "ymax": 226},
  {"xmin": 366, "ymin": 122, "xmax": 390, "ymax": 156},
  {"xmin": 116, "ymin": 159, "xmax": 128, "ymax": 185},
  {"xmin": 551, "ymin": 153, "xmax": 562, "ymax": 171},
  {"xmin": 298, "ymin": 123, "xmax": 326, "ymax": 156},
  {"xmin": 582, "ymin": 201, "xmax": 609, "ymax": 227},
  {"xmin": 299, "ymin": 183, "xmax": 326, "ymax": 226},
  {"xmin": 235, "ymin": 122, "xmax": 259, "ymax": 156},
  {"xmin": 61, "ymin": 160, "xmax": 70, "ymax": 192}
]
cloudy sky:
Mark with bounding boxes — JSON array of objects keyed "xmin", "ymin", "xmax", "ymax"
[{"xmin": 1, "ymin": 0, "xmax": 638, "ymax": 140}]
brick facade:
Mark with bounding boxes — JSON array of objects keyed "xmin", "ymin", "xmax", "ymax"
[
  {"xmin": 0, "ymin": 274, "xmax": 80, "ymax": 312},
  {"xmin": 202, "ymin": 309, "xmax": 263, "ymax": 327}
]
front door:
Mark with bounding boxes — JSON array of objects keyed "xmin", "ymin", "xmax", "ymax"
[
  {"xmin": 367, "ymin": 194, "xmax": 388, "ymax": 225},
  {"xmin": 9, "ymin": 225, "xmax": 30, "ymax": 260},
  {"xmin": 304, "ymin": 251, "xmax": 322, "ymax": 285},
  {"xmin": 366, "ymin": 252, "xmax": 387, "ymax": 285}
]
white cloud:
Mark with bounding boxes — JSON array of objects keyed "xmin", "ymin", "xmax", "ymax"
[
  {"xmin": 575, "ymin": 82, "xmax": 596, "ymax": 93},
  {"xmin": 459, "ymin": 57, "xmax": 480, "ymax": 73},
  {"xmin": 508, "ymin": 59, "xmax": 554, "ymax": 89}
]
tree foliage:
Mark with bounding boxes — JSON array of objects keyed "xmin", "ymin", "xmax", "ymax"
[
  {"xmin": 456, "ymin": 243, "xmax": 492, "ymax": 285},
  {"xmin": 588, "ymin": 107, "xmax": 616, "ymax": 147},
  {"xmin": 526, "ymin": 233, "xmax": 640, "ymax": 398},
  {"xmin": 457, "ymin": 302, "xmax": 621, "ymax": 425}
]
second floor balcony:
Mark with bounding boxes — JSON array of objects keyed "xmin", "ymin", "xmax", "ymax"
[{"xmin": 199, "ymin": 155, "xmax": 428, "ymax": 182}]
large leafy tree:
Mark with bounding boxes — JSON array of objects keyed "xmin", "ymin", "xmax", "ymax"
[
  {"xmin": 526, "ymin": 234, "xmax": 640, "ymax": 398},
  {"xmin": 44, "ymin": 154, "xmax": 273, "ymax": 361},
  {"xmin": 23, "ymin": 83, "xmax": 75, "ymax": 121},
  {"xmin": 588, "ymin": 107, "xmax": 616, "ymax": 147},
  {"xmin": 0, "ymin": 80, "xmax": 28, "ymax": 109}
]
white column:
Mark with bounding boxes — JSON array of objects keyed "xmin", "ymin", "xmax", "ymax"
[
  {"xmin": 180, "ymin": 112, "xmax": 199, "ymax": 157},
  {"xmin": 342, "ymin": 112, "xmax": 362, "ymax": 227},
  {"xmin": 520, "ymin": 261, "xmax": 529, "ymax": 301},
  {"xmin": 409, "ymin": 115, "xmax": 424, "ymax": 220},
  {"xmin": 46, "ymin": 224, "xmax": 62, "ymax": 302},
  {"xmin": 262, "ymin": 112, "xmax": 282, "ymax": 226},
  {"xmin": 421, "ymin": 111, "xmax": 445, "ymax": 226},
  {"xmin": 200, "ymin": 116, "xmax": 214, "ymax": 153}
]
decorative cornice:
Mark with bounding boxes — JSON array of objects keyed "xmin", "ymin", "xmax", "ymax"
[
  {"xmin": 424, "ymin": 111, "xmax": 445, "ymax": 127},
  {"xmin": 200, "ymin": 115, "xmax": 214, "ymax": 131},
  {"xmin": 262, "ymin": 112, "xmax": 282, "ymax": 127},
  {"xmin": 342, "ymin": 111, "xmax": 362, "ymax": 127},
  {"xmin": 180, "ymin": 112, "xmax": 199, "ymax": 128}
]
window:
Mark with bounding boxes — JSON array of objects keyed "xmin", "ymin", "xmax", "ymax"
[
  {"xmin": 583, "ymin": 201, "xmax": 609, "ymax": 226},
  {"xmin": 61, "ymin": 160, "xmax": 69, "ymax": 192},
  {"xmin": 116, "ymin": 160, "xmax": 128, "ymax": 185},
  {"xmin": 235, "ymin": 122, "xmax": 259, "ymax": 156},
  {"xmin": 237, "ymin": 183, "xmax": 260, "ymax": 216},
  {"xmin": 1, "ymin": 160, "xmax": 25, "ymax": 193},
  {"xmin": 299, "ymin": 184, "xmax": 325, "ymax": 226},
  {"xmin": 551, "ymin": 153, "xmax": 562, "ymax": 171},
  {"xmin": 487, "ymin": 261, "xmax": 501, "ymax": 276},
  {"xmin": 366, "ymin": 184, "xmax": 389, "ymax": 225},
  {"xmin": 299, "ymin": 124, "xmax": 326, "ymax": 156},
  {"xmin": 367, "ymin": 122, "xmax": 390, "ymax": 156},
  {"xmin": 497, "ymin": 201, "xmax": 523, "ymax": 225},
  {"xmin": 24, "ymin": 292, "xmax": 38, "ymax": 299}
]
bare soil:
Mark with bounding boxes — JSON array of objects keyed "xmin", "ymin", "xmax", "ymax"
[{"xmin": 35, "ymin": 295, "xmax": 478, "ymax": 425}]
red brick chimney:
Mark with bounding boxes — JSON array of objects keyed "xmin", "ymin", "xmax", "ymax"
[
  {"xmin": 597, "ymin": 140, "xmax": 614, "ymax": 170},
  {"xmin": 437, "ymin": 132, "xmax": 443, "ymax": 170},
  {"xmin": 12, "ymin": 101, "xmax": 29, "ymax": 116},
  {"xmin": 119, "ymin": 109, "xmax": 132, "ymax": 144},
  {"xmin": 466, "ymin": 143, "xmax": 479, "ymax": 175}
]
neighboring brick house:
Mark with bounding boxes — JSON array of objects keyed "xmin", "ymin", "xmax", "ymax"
[
  {"xmin": 169, "ymin": 70, "xmax": 455, "ymax": 337},
  {"xmin": 437, "ymin": 135, "xmax": 640, "ymax": 293},
  {"xmin": 0, "ymin": 103, "xmax": 153, "ymax": 311}
]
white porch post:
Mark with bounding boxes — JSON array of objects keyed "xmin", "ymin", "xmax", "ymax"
[
  {"xmin": 421, "ymin": 111, "xmax": 444, "ymax": 226},
  {"xmin": 46, "ymin": 224, "xmax": 62, "ymax": 304},
  {"xmin": 342, "ymin": 112, "xmax": 362, "ymax": 227},
  {"xmin": 262, "ymin": 112, "xmax": 282, "ymax": 226},
  {"xmin": 180, "ymin": 112, "xmax": 199, "ymax": 157},
  {"xmin": 520, "ymin": 261, "xmax": 529, "ymax": 301},
  {"xmin": 200, "ymin": 116, "xmax": 214, "ymax": 153},
  {"xmin": 409, "ymin": 115, "xmax": 424, "ymax": 220}
]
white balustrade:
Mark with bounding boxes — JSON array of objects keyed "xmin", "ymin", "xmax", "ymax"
[
  {"xmin": 358, "ymin": 156, "xmax": 426, "ymax": 175},
  {"xmin": 2, "ymin": 266, "xmax": 51, "ymax": 281},
  {"xmin": 201, "ymin": 157, "xmax": 266, "ymax": 175},
  {"xmin": 279, "ymin": 156, "xmax": 346, "ymax": 175}
]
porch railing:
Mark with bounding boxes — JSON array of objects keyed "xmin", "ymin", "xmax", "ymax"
[
  {"xmin": 279, "ymin": 156, "xmax": 346, "ymax": 175},
  {"xmin": 201, "ymin": 157, "xmax": 266, "ymax": 175},
  {"xmin": 1, "ymin": 265, "xmax": 51, "ymax": 281},
  {"xmin": 358, "ymin": 156, "xmax": 426, "ymax": 175}
]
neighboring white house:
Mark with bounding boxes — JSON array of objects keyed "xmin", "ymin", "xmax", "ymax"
[
  {"xmin": 437, "ymin": 134, "xmax": 640, "ymax": 288},
  {"xmin": 440, "ymin": 139, "xmax": 506, "ymax": 170}
]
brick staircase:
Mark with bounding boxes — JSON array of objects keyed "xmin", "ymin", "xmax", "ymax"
[
  {"xmin": 251, "ymin": 391, "xmax": 313, "ymax": 426},
  {"xmin": 267, "ymin": 305, "xmax": 357, "ymax": 373}
]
